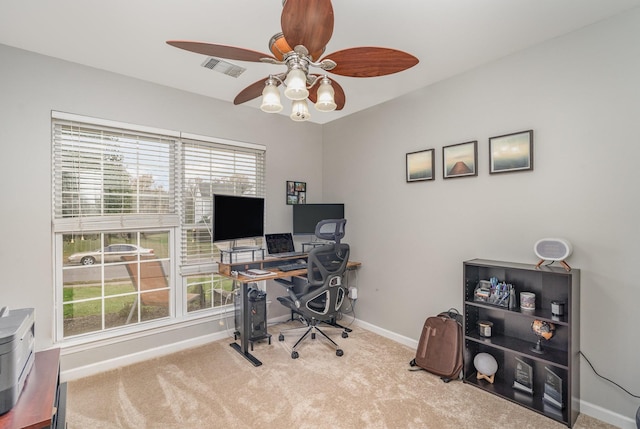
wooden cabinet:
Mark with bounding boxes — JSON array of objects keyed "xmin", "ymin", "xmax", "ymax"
[
  {"xmin": 0, "ymin": 348, "xmax": 66, "ymax": 429},
  {"xmin": 463, "ymin": 259, "xmax": 580, "ymax": 427}
]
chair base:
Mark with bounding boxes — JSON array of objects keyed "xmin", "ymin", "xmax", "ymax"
[{"xmin": 278, "ymin": 317, "xmax": 347, "ymax": 359}]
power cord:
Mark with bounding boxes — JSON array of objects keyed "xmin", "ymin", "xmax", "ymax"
[
  {"xmin": 221, "ymin": 285, "xmax": 237, "ymax": 338},
  {"xmin": 580, "ymin": 350, "xmax": 640, "ymax": 398},
  {"xmin": 335, "ymin": 297, "xmax": 357, "ymax": 329}
]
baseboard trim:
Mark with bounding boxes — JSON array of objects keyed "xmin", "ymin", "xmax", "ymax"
[
  {"xmin": 357, "ymin": 320, "xmax": 636, "ymax": 429},
  {"xmin": 62, "ymin": 313, "xmax": 298, "ymax": 382},
  {"xmin": 352, "ymin": 319, "xmax": 418, "ymax": 350},
  {"xmin": 60, "ymin": 316, "xmax": 636, "ymax": 428},
  {"xmin": 61, "ymin": 330, "xmax": 229, "ymax": 382},
  {"xmin": 580, "ymin": 399, "xmax": 636, "ymax": 429}
]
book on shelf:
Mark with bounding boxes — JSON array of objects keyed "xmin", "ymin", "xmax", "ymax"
[
  {"xmin": 513, "ymin": 357, "xmax": 533, "ymax": 394},
  {"xmin": 543, "ymin": 366, "xmax": 564, "ymax": 409}
]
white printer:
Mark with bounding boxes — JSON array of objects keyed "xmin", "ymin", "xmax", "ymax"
[{"xmin": 0, "ymin": 307, "xmax": 35, "ymax": 415}]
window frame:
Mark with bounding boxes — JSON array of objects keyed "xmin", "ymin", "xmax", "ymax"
[{"xmin": 52, "ymin": 112, "xmax": 266, "ymax": 344}]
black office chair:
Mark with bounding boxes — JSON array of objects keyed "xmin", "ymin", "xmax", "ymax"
[{"xmin": 277, "ymin": 219, "xmax": 350, "ymax": 359}]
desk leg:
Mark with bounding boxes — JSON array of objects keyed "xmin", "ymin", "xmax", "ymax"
[{"xmin": 229, "ymin": 280, "xmax": 262, "ymax": 366}]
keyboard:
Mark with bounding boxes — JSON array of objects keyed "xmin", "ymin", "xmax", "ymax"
[{"xmin": 277, "ymin": 262, "xmax": 307, "ymax": 272}]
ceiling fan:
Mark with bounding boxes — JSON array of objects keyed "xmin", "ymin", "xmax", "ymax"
[{"xmin": 167, "ymin": 0, "xmax": 419, "ymax": 121}]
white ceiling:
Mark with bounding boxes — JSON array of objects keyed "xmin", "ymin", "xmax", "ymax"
[{"xmin": 1, "ymin": 0, "xmax": 639, "ymax": 124}]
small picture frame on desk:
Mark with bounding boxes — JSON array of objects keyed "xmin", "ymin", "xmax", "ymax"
[{"xmin": 286, "ymin": 181, "xmax": 306, "ymax": 205}]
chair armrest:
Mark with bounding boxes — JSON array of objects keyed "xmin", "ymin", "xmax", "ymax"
[{"xmin": 273, "ymin": 280, "xmax": 300, "ymax": 308}]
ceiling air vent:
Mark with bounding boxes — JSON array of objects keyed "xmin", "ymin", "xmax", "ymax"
[{"xmin": 201, "ymin": 57, "xmax": 246, "ymax": 78}]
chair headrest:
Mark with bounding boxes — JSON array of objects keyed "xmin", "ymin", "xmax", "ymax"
[{"xmin": 315, "ymin": 219, "xmax": 347, "ymax": 243}]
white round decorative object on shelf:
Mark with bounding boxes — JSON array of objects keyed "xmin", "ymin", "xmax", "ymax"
[
  {"xmin": 473, "ymin": 352, "xmax": 498, "ymax": 376},
  {"xmin": 534, "ymin": 238, "xmax": 572, "ymax": 261},
  {"xmin": 534, "ymin": 238, "xmax": 573, "ymax": 271}
]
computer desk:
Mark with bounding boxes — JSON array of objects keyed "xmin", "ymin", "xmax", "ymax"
[{"xmin": 218, "ymin": 255, "xmax": 361, "ymax": 366}]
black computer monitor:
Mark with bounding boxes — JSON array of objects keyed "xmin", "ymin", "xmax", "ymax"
[
  {"xmin": 212, "ymin": 194, "xmax": 265, "ymax": 242},
  {"xmin": 292, "ymin": 203, "xmax": 345, "ymax": 235}
]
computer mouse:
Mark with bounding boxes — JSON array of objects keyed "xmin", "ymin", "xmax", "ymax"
[{"xmin": 296, "ymin": 259, "xmax": 306, "ymax": 264}]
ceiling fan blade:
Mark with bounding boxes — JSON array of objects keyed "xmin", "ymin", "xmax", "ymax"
[
  {"xmin": 234, "ymin": 78, "xmax": 276, "ymax": 105},
  {"xmin": 308, "ymin": 78, "xmax": 346, "ymax": 111},
  {"xmin": 322, "ymin": 47, "xmax": 419, "ymax": 77},
  {"xmin": 281, "ymin": 0, "xmax": 334, "ymax": 56},
  {"xmin": 167, "ymin": 41, "xmax": 274, "ymax": 62}
]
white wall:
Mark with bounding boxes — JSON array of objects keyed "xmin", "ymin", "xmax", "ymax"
[
  {"xmin": 0, "ymin": 43, "xmax": 323, "ymax": 369},
  {"xmin": 324, "ymin": 9, "xmax": 640, "ymax": 425}
]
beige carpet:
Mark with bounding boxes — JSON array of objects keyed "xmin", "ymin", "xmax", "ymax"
[{"xmin": 66, "ymin": 322, "xmax": 618, "ymax": 429}]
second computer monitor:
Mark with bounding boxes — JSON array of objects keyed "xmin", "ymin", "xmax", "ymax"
[{"xmin": 292, "ymin": 203, "xmax": 345, "ymax": 235}]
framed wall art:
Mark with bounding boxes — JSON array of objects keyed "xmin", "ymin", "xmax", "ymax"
[
  {"xmin": 443, "ymin": 140, "xmax": 478, "ymax": 179},
  {"xmin": 406, "ymin": 149, "xmax": 435, "ymax": 182},
  {"xmin": 286, "ymin": 181, "xmax": 306, "ymax": 204},
  {"xmin": 489, "ymin": 130, "xmax": 533, "ymax": 174}
]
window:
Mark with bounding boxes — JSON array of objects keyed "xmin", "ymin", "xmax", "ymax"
[
  {"xmin": 61, "ymin": 230, "xmax": 172, "ymax": 336},
  {"xmin": 180, "ymin": 134, "xmax": 266, "ymax": 314},
  {"xmin": 52, "ymin": 113, "xmax": 265, "ymax": 341}
]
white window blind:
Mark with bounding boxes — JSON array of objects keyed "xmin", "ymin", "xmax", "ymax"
[
  {"xmin": 181, "ymin": 136, "xmax": 266, "ymax": 266},
  {"xmin": 52, "ymin": 114, "xmax": 179, "ymax": 232}
]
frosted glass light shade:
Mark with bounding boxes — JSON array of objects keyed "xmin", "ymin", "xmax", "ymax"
[
  {"xmin": 260, "ymin": 83, "xmax": 283, "ymax": 113},
  {"xmin": 315, "ymin": 78, "xmax": 336, "ymax": 112},
  {"xmin": 284, "ymin": 69, "xmax": 309, "ymax": 100},
  {"xmin": 290, "ymin": 99, "xmax": 310, "ymax": 122}
]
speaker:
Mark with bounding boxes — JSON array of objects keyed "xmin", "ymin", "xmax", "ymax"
[
  {"xmin": 534, "ymin": 238, "xmax": 573, "ymax": 271},
  {"xmin": 534, "ymin": 238, "xmax": 572, "ymax": 261}
]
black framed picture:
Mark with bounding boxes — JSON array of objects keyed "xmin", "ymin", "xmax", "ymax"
[
  {"xmin": 443, "ymin": 140, "xmax": 478, "ymax": 179},
  {"xmin": 406, "ymin": 149, "xmax": 435, "ymax": 182},
  {"xmin": 286, "ymin": 181, "xmax": 306, "ymax": 204},
  {"xmin": 489, "ymin": 130, "xmax": 533, "ymax": 174}
]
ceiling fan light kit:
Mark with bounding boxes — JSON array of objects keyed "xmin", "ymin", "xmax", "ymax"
[
  {"xmin": 167, "ymin": 0, "xmax": 419, "ymax": 122},
  {"xmin": 259, "ymin": 70, "xmax": 336, "ymax": 118}
]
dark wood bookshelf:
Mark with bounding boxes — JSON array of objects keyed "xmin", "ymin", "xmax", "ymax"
[{"xmin": 463, "ymin": 259, "xmax": 580, "ymax": 428}]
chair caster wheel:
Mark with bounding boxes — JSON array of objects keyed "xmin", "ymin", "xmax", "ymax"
[
  {"xmin": 336, "ymin": 349, "xmax": 344, "ymax": 357},
  {"xmin": 409, "ymin": 358, "xmax": 416, "ymax": 367},
  {"xmin": 291, "ymin": 351, "xmax": 299, "ymax": 359},
  {"xmin": 342, "ymin": 331, "xmax": 348, "ymax": 338},
  {"xmin": 279, "ymin": 334, "xmax": 284, "ymax": 341},
  {"xmin": 311, "ymin": 332, "xmax": 316, "ymax": 339}
]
